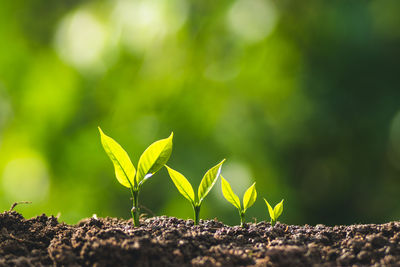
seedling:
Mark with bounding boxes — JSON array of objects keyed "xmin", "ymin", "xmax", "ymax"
[
  {"xmin": 264, "ymin": 198, "xmax": 284, "ymax": 226},
  {"xmin": 99, "ymin": 127, "xmax": 173, "ymax": 227},
  {"xmin": 221, "ymin": 176, "xmax": 257, "ymax": 227},
  {"xmin": 9, "ymin": 201, "xmax": 32, "ymax": 212},
  {"xmin": 165, "ymin": 159, "xmax": 225, "ymax": 225}
]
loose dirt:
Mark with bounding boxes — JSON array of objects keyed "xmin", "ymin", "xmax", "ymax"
[{"xmin": 0, "ymin": 211, "xmax": 399, "ymax": 266}]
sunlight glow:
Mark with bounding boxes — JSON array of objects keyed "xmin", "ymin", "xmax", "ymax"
[
  {"xmin": 2, "ymin": 157, "xmax": 50, "ymax": 202},
  {"xmin": 111, "ymin": 0, "xmax": 188, "ymax": 53},
  {"xmin": 227, "ymin": 0, "xmax": 278, "ymax": 43},
  {"xmin": 55, "ymin": 10, "xmax": 108, "ymax": 73}
]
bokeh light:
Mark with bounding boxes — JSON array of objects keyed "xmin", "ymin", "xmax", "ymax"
[
  {"xmin": 227, "ymin": 0, "xmax": 278, "ymax": 43},
  {"xmin": 111, "ymin": 0, "xmax": 188, "ymax": 53},
  {"xmin": 55, "ymin": 9, "xmax": 110, "ymax": 73},
  {"xmin": 2, "ymin": 156, "xmax": 49, "ymax": 202}
]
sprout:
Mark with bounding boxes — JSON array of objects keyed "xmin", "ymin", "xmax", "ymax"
[
  {"xmin": 99, "ymin": 127, "xmax": 173, "ymax": 226},
  {"xmin": 264, "ymin": 198, "xmax": 284, "ymax": 226},
  {"xmin": 165, "ymin": 159, "xmax": 225, "ymax": 225},
  {"xmin": 221, "ymin": 176, "xmax": 257, "ymax": 227}
]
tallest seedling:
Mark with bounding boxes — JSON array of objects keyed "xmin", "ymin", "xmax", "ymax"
[{"xmin": 99, "ymin": 127, "xmax": 173, "ymax": 226}]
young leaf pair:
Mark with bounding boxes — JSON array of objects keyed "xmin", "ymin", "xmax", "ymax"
[
  {"xmin": 166, "ymin": 159, "xmax": 225, "ymax": 225},
  {"xmin": 99, "ymin": 127, "xmax": 173, "ymax": 226},
  {"xmin": 264, "ymin": 199, "xmax": 284, "ymax": 226},
  {"xmin": 221, "ymin": 177, "xmax": 257, "ymax": 227}
]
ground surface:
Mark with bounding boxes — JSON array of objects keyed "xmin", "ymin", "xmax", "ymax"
[{"xmin": 0, "ymin": 211, "xmax": 399, "ymax": 266}]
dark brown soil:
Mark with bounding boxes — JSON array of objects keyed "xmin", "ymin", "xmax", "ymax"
[{"xmin": 0, "ymin": 211, "xmax": 399, "ymax": 266}]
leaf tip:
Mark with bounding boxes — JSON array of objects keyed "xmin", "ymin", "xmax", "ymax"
[{"xmin": 217, "ymin": 159, "xmax": 226, "ymax": 169}]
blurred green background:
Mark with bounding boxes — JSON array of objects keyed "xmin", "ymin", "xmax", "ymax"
[{"xmin": 0, "ymin": 0, "xmax": 399, "ymax": 226}]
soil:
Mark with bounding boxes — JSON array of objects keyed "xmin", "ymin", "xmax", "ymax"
[{"xmin": 0, "ymin": 211, "xmax": 399, "ymax": 266}]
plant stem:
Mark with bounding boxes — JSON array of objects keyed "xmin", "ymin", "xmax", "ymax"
[
  {"xmin": 193, "ymin": 204, "xmax": 201, "ymax": 225},
  {"xmin": 131, "ymin": 189, "xmax": 140, "ymax": 227},
  {"xmin": 240, "ymin": 211, "xmax": 245, "ymax": 227},
  {"xmin": 271, "ymin": 219, "xmax": 276, "ymax": 227}
]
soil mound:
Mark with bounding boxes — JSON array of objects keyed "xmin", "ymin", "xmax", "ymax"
[{"xmin": 0, "ymin": 211, "xmax": 399, "ymax": 266}]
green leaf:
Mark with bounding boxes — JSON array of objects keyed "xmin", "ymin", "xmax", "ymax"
[
  {"xmin": 198, "ymin": 159, "xmax": 225, "ymax": 203},
  {"xmin": 221, "ymin": 176, "xmax": 241, "ymax": 210},
  {"xmin": 243, "ymin": 182, "xmax": 257, "ymax": 212},
  {"xmin": 274, "ymin": 199, "xmax": 284, "ymax": 219},
  {"xmin": 165, "ymin": 165, "xmax": 195, "ymax": 203},
  {"xmin": 98, "ymin": 127, "xmax": 135, "ymax": 188},
  {"xmin": 264, "ymin": 198, "xmax": 275, "ymax": 221},
  {"xmin": 137, "ymin": 132, "xmax": 173, "ymax": 185}
]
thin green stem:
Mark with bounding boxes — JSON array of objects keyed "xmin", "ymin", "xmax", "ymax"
[
  {"xmin": 131, "ymin": 189, "xmax": 140, "ymax": 227},
  {"xmin": 126, "ymin": 174, "xmax": 139, "ymax": 227},
  {"xmin": 271, "ymin": 219, "xmax": 276, "ymax": 227},
  {"xmin": 239, "ymin": 211, "xmax": 245, "ymax": 227},
  {"xmin": 193, "ymin": 204, "xmax": 201, "ymax": 225}
]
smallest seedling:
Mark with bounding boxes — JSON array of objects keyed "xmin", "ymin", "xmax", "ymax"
[
  {"xmin": 264, "ymin": 198, "xmax": 284, "ymax": 226},
  {"xmin": 221, "ymin": 176, "xmax": 257, "ymax": 227}
]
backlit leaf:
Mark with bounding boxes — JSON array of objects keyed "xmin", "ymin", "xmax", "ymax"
[
  {"xmin": 274, "ymin": 199, "xmax": 284, "ymax": 219},
  {"xmin": 243, "ymin": 182, "xmax": 257, "ymax": 211},
  {"xmin": 221, "ymin": 176, "xmax": 241, "ymax": 210},
  {"xmin": 137, "ymin": 132, "xmax": 173, "ymax": 185},
  {"xmin": 98, "ymin": 127, "xmax": 135, "ymax": 188},
  {"xmin": 264, "ymin": 198, "xmax": 275, "ymax": 221},
  {"xmin": 198, "ymin": 159, "xmax": 225, "ymax": 203},
  {"xmin": 166, "ymin": 165, "xmax": 195, "ymax": 203}
]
